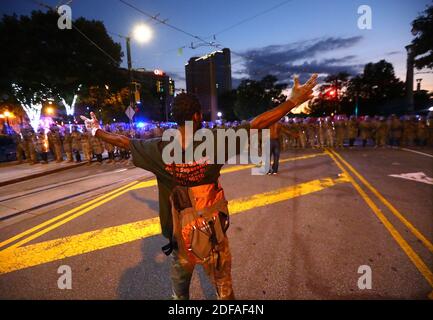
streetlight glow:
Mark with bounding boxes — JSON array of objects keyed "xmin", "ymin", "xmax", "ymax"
[
  {"xmin": 46, "ymin": 106, "xmax": 54, "ymax": 115},
  {"xmin": 132, "ymin": 24, "xmax": 152, "ymax": 43}
]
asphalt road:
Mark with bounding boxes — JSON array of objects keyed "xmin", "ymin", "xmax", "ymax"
[{"xmin": 0, "ymin": 147, "xmax": 432, "ymax": 300}]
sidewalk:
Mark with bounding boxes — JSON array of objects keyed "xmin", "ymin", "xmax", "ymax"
[{"xmin": 0, "ymin": 160, "xmax": 89, "ymax": 187}]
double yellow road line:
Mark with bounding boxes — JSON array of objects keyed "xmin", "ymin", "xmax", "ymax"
[
  {"xmin": 0, "ymin": 153, "xmax": 326, "ymax": 253},
  {"xmin": 326, "ymin": 148, "xmax": 433, "ymax": 294}
]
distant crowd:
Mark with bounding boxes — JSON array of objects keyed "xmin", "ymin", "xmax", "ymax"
[{"xmin": 4, "ymin": 114, "xmax": 433, "ymax": 165}]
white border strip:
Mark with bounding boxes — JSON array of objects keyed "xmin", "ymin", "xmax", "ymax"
[{"xmin": 400, "ymin": 148, "xmax": 433, "ymax": 158}]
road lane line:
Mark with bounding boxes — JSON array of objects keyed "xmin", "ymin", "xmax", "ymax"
[
  {"xmin": 0, "ymin": 175, "xmax": 348, "ymax": 274},
  {"xmin": 219, "ymin": 153, "xmax": 326, "ymax": 174},
  {"xmin": 325, "ymin": 150, "xmax": 433, "ymax": 289},
  {"xmin": 400, "ymin": 148, "xmax": 433, "ymax": 158},
  {"xmin": 0, "ymin": 181, "xmax": 139, "ymax": 249},
  {"xmin": 1, "ymin": 152, "xmax": 326, "ymax": 248},
  {"xmin": 329, "ymin": 149, "xmax": 433, "ymax": 254}
]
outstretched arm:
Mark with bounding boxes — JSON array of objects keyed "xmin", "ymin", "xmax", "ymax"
[
  {"xmin": 80, "ymin": 112, "xmax": 130, "ymax": 150},
  {"xmin": 250, "ymin": 74, "xmax": 317, "ymax": 130}
]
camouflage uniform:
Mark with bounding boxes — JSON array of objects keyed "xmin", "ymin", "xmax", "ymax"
[
  {"xmin": 35, "ymin": 129, "xmax": 49, "ymax": 163},
  {"xmin": 11, "ymin": 130, "xmax": 26, "ymax": 163},
  {"xmin": 71, "ymin": 128, "xmax": 82, "ymax": 162},
  {"xmin": 416, "ymin": 118, "xmax": 428, "ymax": 146},
  {"xmin": 47, "ymin": 127, "xmax": 63, "ymax": 162},
  {"xmin": 81, "ymin": 130, "xmax": 92, "ymax": 164},
  {"xmin": 375, "ymin": 118, "xmax": 388, "ymax": 147},
  {"xmin": 334, "ymin": 117, "xmax": 346, "ymax": 148},
  {"xmin": 359, "ymin": 117, "xmax": 372, "ymax": 147},
  {"xmin": 426, "ymin": 118, "xmax": 433, "ymax": 146},
  {"xmin": 347, "ymin": 117, "xmax": 358, "ymax": 147},
  {"xmin": 402, "ymin": 118, "xmax": 416, "ymax": 147},
  {"xmin": 306, "ymin": 119, "xmax": 317, "ymax": 148},
  {"xmin": 24, "ymin": 128, "xmax": 38, "ymax": 164},
  {"xmin": 324, "ymin": 117, "xmax": 335, "ymax": 147},
  {"xmin": 63, "ymin": 130, "xmax": 73, "ymax": 162},
  {"xmin": 317, "ymin": 119, "xmax": 326, "ymax": 148},
  {"xmin": 91, "ymin": 135, "xmax": 104, "ymax": 163},
  {"xmin": 389, "ymin": 116, "xmax": 402, "ymax": 146},
  {"xmin": 297, "ymin": 120, "xmax": 307, "ymax": 149}
]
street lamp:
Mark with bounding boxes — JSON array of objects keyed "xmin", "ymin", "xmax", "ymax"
[
  {"xmin": 46, "ymin": 106, "xmax": 54, "ymax": 115},
  {"xmin": 121, "ymin": 23, "xmax": 153, "ymax": 123}
]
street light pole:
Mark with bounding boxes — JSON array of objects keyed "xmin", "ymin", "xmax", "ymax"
[{"xmin": 126, "ymin": 36, "xmax": 135, "ymax": 124}]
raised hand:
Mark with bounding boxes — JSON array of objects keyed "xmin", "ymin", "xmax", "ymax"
[
  {"xmin": 80, "ymin": 112, "xmax": 101, "ymax": 136},
  {"xmin": 290, "ymin": 73, "xmax": 318, "ymax": 105}
]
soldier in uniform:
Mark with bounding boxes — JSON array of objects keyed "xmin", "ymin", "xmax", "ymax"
[
  {"xmin": 427, "ymin": 116, "xmax": 433, "ymax": 146},
  {"xmin": 416, "ymin": 116, "xmax": 428, "ymax": 146},
  {"xmin": 24, "ymin": 127, "xmax": 38, "ymax": 164},
  {"xmin": 347, "ymin": 116, "xmax": 358, "ymax": 147},
  {"xmin": 402, "ymin": 116, "xmax": 416, "ymax": 147},
  {"xmin": 47, "ymin": 125, "xmax": 63, "ymax": 162},
  {"xmin": 324, "ymin": 116, "xmax": 335, "ymax": 147},
  {"xmin": 63, "ymin": 128, "xmax": 73, "ymax": 162},
  {"xmin": 81, "ymin": 127, "xmax": 93, "ymax": 165},
  {"xmin": 91, "ymin": 133, "xmax": 104, "ymax": 164},
  {"xmin": 389, "ymin": 115, "xmax": 402, "ymax": 147},
  {"xmin": 11, "ymin": 128, "xmax": 26, "ymax": 163},
  {"xmin": 296, "ymin": 118, "xmax": 307, "ymax": 149},
  {"xmin": 317, "ymin": 118, "xmax": 326, "ymax": 148},
  {"xmin": 104, "ymin": 126, "xmax": 116, "ymax": 163},
  {"xmin": 334, "ymin": 115, "xmax": 346, "ymax": 148},
  {"xmin": 374, "ymin": 117, "xmax": 388, "ymax": 147},
  {"xmin": 71, "ymin": 125, "xmax": 82, "ymax": 162},
  {"xmin": 35, "ymin": 127, "xmax": 49, "ymax": 164},
  {"xmin": 359, "ymin": 116, "xmax": 372, "ymax": 147},
  {"xmin": 306, "ymin": 118, "xmax": 317, "ymax": 148}
]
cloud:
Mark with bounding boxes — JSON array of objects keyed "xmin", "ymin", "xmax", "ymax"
[
  {"xmin": 238, "ymin": 36, "xmax": 363, "ymax": 82},
  {"xmin": 386, "ymin": 51, "xmax": 401, "ymax": 56}
]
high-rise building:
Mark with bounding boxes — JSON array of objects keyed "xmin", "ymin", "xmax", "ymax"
[
  {"xmin": 185, "ymin": 48, "xmax": 232, "ymax": 121},
  {"xmin": 124, "ymin": 68, "xmax": 175, "ymax": 121}
]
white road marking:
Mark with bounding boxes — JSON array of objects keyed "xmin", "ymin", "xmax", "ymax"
[
  {"xmin": 389, "ymin": 172, "xmax": 433, "ymax": 185},
  {"xmin": 400, "ymin": 148, "xmax": 433, "ymax": 158}
]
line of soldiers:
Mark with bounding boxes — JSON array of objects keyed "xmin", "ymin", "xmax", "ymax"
[
  {"xmin": 10, "ymin": 125, "xmax": 135, "ymax": 165},
  {"xmin": 279, "ymin": 115, "xmax": 433, "ymax": 150}
]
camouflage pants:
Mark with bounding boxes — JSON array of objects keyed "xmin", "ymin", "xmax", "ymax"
[{"xmin": 171, "ymin": 236, "xmax": 234, "ymax": 300}]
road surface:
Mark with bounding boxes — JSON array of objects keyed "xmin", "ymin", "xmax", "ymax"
[{"xmin": 0, "ymin": 147, "xmax": 432, "ymax": 299}]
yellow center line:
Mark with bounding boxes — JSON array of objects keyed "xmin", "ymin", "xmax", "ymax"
[
  {"xmin": 0, "ymin": 174, "xmax": 348, "ymax": 275},
  {"xmin": 325, "ymin": 149, "xmax": 433, "ymax": 290},
  {"xmin": 329, "ymin": 148, "xmax": 433, "ymax": 254},
  {"xmin": 0, "ymin": 180, "xmax": 139, "ymax": 249},
  {"xmin": 0, "ymin": 152, "xmax": 326, "ymax": 250}
]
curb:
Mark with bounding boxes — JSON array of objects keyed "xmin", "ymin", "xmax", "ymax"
[{"xmin": 0, "ymin": 162, "xmax": 91, "ymax": 187}]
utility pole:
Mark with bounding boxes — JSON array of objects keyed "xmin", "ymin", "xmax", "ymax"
[
  {"xmin": 126, "ymin": 36, "xmax": 135, "ymax": 124},
  {"xmin": 405, "ymin": 44, "xmax": 415, "ymax": 113}
]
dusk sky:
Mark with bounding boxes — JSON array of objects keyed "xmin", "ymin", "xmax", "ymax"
[{"xmin": 1, "ymin": 0, "xmax": 432, "ymax": 91}]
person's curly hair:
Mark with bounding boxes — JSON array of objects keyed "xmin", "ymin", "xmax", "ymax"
[{"xmin": 172, "ymin": 93, "xmax": 202, "ymax": 124}]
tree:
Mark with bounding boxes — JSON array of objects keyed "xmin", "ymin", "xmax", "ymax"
[
  {"xmin": 234, "ymin": 75, "xmax": 287, "ymax": 120},
  {"xmin": 411, "ymin": 4, "xmax": 433, "ymax": 69},
  {"xmin": 218, "ymin": 90, "xmax": 239, "ymax": 121},
  {"xmin": 346, "ymin": 60, "xmax": 405, "ymax": 115},
  {"xmin": 0, "ymin": 10, "xmax": 123, "ymax": 129}
]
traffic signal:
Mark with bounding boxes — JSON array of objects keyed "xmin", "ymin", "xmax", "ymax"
[{"xmin": 156, "ymin": 80, "xmax": 164, "ymax": 93}]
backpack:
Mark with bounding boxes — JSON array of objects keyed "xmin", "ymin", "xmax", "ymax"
[{"xmin": 169, "ymin": 179, "xmax": 230, "ymax": 264}]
